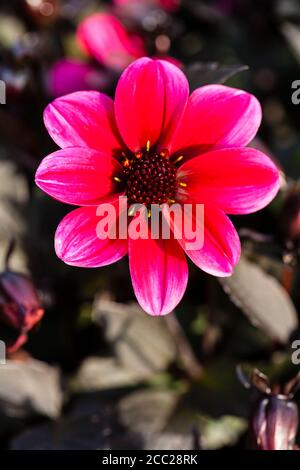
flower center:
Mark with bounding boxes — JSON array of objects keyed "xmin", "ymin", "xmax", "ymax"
[{"xmin": 122, "ymin": 147, "xmax": 178, "ymax": 207}]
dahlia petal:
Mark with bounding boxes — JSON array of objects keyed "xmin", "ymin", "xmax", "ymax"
[
  {"xmin": 77, "ymin": 13, "xmax": 145, "ymax": 71},
  {"xmin": 165, "ymin": 203, "xmax": 241, "ymax": 276},
  {"xmin": 128, "ymin": 211, "xmax": 188, "ymax": 315},
  {"xmin": 177, "ymin": 148, "xmax": 280, "ymax": 214},
  {"xmin": 171, "ymin": 85, "xmax": 262, "ymax": 158},
  {"xmin": 115, "ymin": 57, "xmax": 189, "ymax": 152},
  {"xmin": 44, "ymin": 91, "xmax": 122, "ymax": 154},
  {"xmin": 35, "ymin": 147, "xmax": 123, "ymax": 206},
  {"xmin": 55, "ymin": 203, "xmax": 128, "ymax": 267}
]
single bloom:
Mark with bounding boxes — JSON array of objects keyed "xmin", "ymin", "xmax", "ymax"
[{"xmin": 35, "ymin": 57, "xmax": 280, "ymax": 316}]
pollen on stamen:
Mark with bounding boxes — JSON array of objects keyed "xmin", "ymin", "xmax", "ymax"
[
  {"xmin": 179, "ymin": 181, "xmax": 187, "ymax": 187},
  {"xmin": 174, "ymin": 155, "xmax": 184, "ymax": 164},
  {"xmin": 146, "ymin": 140, "xmax": 151, "ymax": 152},
  {"xmin": 114, "ymin": 176, "xmax": 122, "ymax": 183},
  {"xmin": 123, "ymin": 157, "xmax": 130, "ymax": 168}
]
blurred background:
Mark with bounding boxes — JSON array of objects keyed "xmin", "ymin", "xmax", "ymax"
[{"xmin": 0, "ymin": 0, "xmax": 300, "ymax": 450}]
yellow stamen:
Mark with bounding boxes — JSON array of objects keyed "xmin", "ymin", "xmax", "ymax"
[
  {"xmin": 168, "ymin": 198, "xmax": 176, "ymax": 204},
  {"xmin": 146, "ymin": 140, "xmax": 151, "ymax": 152},
  {"xmin": 114, "ymin": 176, "xmax": 122, "ymax": 183},
  {"xmin": 123, "ymin": 158, "xmax": 130, "ymax": 168},
  {"xmin": 179, "ymin": 181, "xmax": 187, "ymax": 188},
  {"xmin": 148, "ymin": 209, "xmax": 151, "ymax": 218},
  {"xmin": 174, "ymin": 155, "xmax": 184, "ymax": 164}
]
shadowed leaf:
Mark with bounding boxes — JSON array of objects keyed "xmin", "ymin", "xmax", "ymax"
[
  {"xmin": 93, "ymin": 299, "xmax": 177, "ymax": 379},
  {"xmin": 219, "ymin": 257, "xmax": 298, "ymax": 343},
  {"xmin": 0, "ymin": 358, "xmax": 63, "ymax": 421}
]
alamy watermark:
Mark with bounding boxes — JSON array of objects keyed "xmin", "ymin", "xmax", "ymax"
[
  {"xmin": 95, "ymin": 198, "xmax": 205, "ymax": 250},
  {"xmin": 291, "ymin": 340, "xmax": 300, "ymax": 365},
  {"xmin": 0, "ymin": 80, "xmax": 6, "ymax": 104},
  {"xmin": 0, "ymin": 340, "xmax": 6, "ymax": 364},
  {"xmin": 291, "ymin": 80, "xmax": 300, "ymax": 105}
]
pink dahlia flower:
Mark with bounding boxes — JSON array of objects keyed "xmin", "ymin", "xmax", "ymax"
[
  {"xmin": 35, "ymin": 57, "xmax": 280, "ymax": 316},
  {"xmin": 77, "ymin": 13, "xmax": 146, "ymax": 71}
]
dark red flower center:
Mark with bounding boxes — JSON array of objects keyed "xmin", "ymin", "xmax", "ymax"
[{"xmin": 121, "ymin": 148, "xmax": 178, "ymax": 206}]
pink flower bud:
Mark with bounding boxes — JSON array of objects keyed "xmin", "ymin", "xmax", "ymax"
[
  {"xmin": 0, "ymin": 271, "xmax": 44, "ymax": 352},
  {"xmin": 238, "ymin": 367, "xmax": 300, "ymax": 450},
  {"xmin": 251, "ymin": 394, "xmax": 298, "ymax": 450},
  {"xmin": 77, "ymin": 13, "xmax": 146, "ymax": 71}
]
